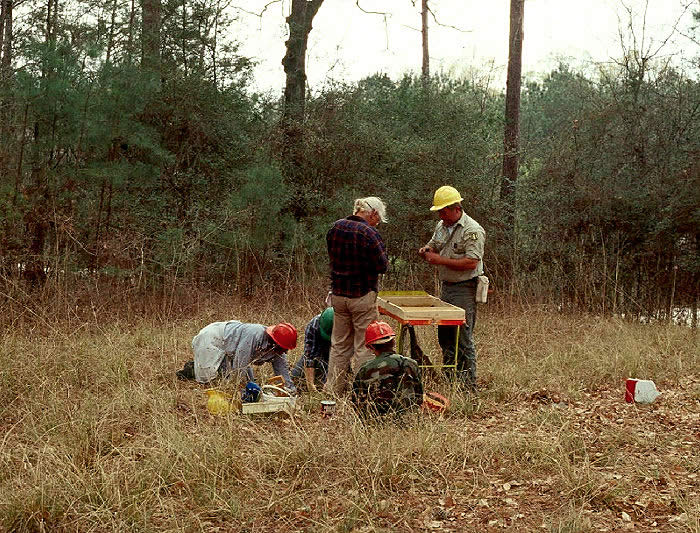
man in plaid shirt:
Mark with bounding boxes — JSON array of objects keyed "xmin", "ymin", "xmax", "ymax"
[{"xmin": 324, "ymin": 197, "xmax": 389, "ymax": 395}]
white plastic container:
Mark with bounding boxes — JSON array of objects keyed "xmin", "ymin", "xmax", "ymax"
[
  {"xmin": 320, "ymin": 400, "xmax": 336, "ymax": 417},
  {"xmin": 625, "ymin": 379, "xmax": 661, "ymax": 404},
  {"xmin": 242, "ymin": 385, "xmax": 297, "ymax": 415}
]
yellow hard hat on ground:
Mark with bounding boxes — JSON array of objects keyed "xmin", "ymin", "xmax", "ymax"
[
  {"xmin": 205, "ymin": 389, "xmax": 232, "ymax": 415},
  {"xmin": 430, "ymin": 185, "xmax": 463, "ymax": 211}
]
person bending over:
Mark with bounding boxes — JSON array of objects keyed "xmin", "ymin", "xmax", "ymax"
[
  {"xmin": 291, "ymin": 307, "xmax": 334, "ymax": 392},
  {"xmin": 177, "ymin": 320, "xmax": 297, "ymax": 393}
]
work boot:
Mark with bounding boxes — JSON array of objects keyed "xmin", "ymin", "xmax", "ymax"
[{"xmin": 176, "ymin": 360, "xmax": 195, "ymax": 381}]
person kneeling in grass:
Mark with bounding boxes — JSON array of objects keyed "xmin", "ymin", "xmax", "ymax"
[
  {"xmin": 291, "ymin": 307, "xmax": 334, "ymax": 393},
  {"xmin": 177, "ymin": 320, "xmax": 298, "ymax": 394},
  {"xmin": 351, "ymin": 320, "xmax": 423, "ymax": 417}
]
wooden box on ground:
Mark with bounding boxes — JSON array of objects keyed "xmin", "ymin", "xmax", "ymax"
[
  {"xmin": 377, "ymin": 290, "xmax": 465, "ymax": 324},
  {"xmin": 240, "ymin": 397, "xmax": 296, "ymax": 415}
]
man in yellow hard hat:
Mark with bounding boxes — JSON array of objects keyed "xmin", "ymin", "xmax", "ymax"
[{"xmin": 418, "ymin": 185, "xmax": 485, "ymax": 392}]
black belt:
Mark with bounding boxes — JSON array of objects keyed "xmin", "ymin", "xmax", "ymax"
[{"xmin": 442, "ymin": 277, "xmax": 477, "ymax": 286}]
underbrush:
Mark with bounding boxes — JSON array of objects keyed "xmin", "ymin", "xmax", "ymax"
[{"xmin": 0, "ymin": 295, "xmax": 697, "ymax": 532}]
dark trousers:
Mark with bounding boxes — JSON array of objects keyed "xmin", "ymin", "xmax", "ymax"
[{"xmin": 438, "ymin": 279, "xmax": 477, "ymax": 390}]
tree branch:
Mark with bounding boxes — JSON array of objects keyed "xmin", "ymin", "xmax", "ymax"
[
  {"xmin": 401, "ymin": 3, "xmax": 471, "ymax": 33},
  {"xmin": 232, "ymin": 0, "xmax": 281, "ymax": 18},
  {"xmin": 646, "ymin": 1, "xmax": 692, "ymax": 59},
  {"xmin": 427, "ymin": 5, "xmax": 470, "ymax": 33},
  {"xmin": 617, "ymin": 0, "xmax": 691, "ymax": 65},
  {"xmin": 355, "ymin": 0, "xmax": 389, "ymax": 17}
]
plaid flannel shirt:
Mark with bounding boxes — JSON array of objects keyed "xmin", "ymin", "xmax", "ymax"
[
  {"xmin": 303, "ymin": 314, "xmax": 331, "ymax": 369},
  {"xmin": 327, "ymin": 215, "xmax": 388, "ymax": 298}
]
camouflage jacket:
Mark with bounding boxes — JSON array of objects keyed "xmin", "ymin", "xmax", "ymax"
[{"xmin": 351, "ymin": 352, "xmax": 424, "ymax": 416}]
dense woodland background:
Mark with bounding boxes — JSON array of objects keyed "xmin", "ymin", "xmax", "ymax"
[{"xmin": 0, "ymin": 0, "xmax": 698, "ymax": 324}]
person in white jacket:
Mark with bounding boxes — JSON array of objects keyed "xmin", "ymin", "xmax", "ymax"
[{"xmin": 178, "ymin": 320, "xmax": 298, "ymax": 393}]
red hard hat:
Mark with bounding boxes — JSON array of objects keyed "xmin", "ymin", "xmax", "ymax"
[
  {"xmin": 365, "ymin": 320, "xmax": 396, "ymax": 347},
  {"xmin": 265, "ymin": 322, "xmax": 298, "ymax": 351}
]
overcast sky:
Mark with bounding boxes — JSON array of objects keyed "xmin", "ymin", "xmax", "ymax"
[{"xmin": 232, "ymin": 0, "xmax": 698, "ymax": 94}]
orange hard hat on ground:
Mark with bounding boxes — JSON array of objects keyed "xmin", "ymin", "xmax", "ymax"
[
  {"xmin": 422, "ymin": 391, "xmax": 450, "ymax": 413},
  {"xmin": 365, "ymin": 320, "xmax": 396, "ymax": 347},
  {"xmin": 265, "ymin": 322, "xmax": 298, "ymax": 351}
]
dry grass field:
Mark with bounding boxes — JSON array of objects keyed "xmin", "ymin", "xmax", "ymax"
[{"xmin": 0, "ymin": 293, "xmax": 698, "ymax": 532}]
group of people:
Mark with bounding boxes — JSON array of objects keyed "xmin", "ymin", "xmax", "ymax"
[{"xmin": 177, "ymin": 185, "xmax": 486, "ymax": 417}]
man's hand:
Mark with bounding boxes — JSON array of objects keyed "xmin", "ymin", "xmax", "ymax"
[
  {"xmin": 304, "ymin": 366, "xmax": 317, "ymax": 393},
  {"xmin": 423, "ymin": 251, "xmax": 443, "ymax": 265},
  {"xmin": 418, "ymin": 245, "xmax": 432, "ymax": 257}
]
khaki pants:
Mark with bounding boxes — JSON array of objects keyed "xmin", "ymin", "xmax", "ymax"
[{"xmin": 324, "ymin": 291, "xmax": 378, "ymax": 395}]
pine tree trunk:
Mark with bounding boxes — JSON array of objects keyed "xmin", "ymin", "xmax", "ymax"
[
  {"xmin": 106, "ymin": 0, "xmax": 117, "ymax": 63},
  {"xmin": 500, "ymin": 0, "xmax": 524, "ymax": 222},
  {"xmin": 141, "ymin": 0, "xmax": 161, "ymax": 73},
  {"xmin": 212, "ymin": 0, "xmax": 218, "ymax": 87},
  {"xmin": 0, "ymin": 0, "xmax": 11, "ymax": 74},
  {"xmin": 0, "ymin": 0, "xmax": 5, "ymax": 65},
  {"xmin": 127, "ymin": 0, "xmax": 135, "ymax": 63},
  {"xmin": 181, "ymin": 0, "xmax": 187, "ymax": 76},
  {"xmin": 14, "ymin": 103, "xmax": 28, "ymax": 204},
  {"xmin": 421, "ymin": 0, "xmax": 429, "ymax": 85},
  {"xmin": 52, "ymin": 0, "xmax": 58, "ymax": 39},
  {"xmin": 0, "ymin": 0, "xmax": 12, "ymax": 178}
]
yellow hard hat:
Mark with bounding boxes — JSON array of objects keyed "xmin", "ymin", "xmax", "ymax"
[
  {"xmin": 430, "ymin": 186, "xmax": 463, "ymax": 211},
  {"xmin": 205, "ymin": 389, "xmax": 232, "ymax": 415}
]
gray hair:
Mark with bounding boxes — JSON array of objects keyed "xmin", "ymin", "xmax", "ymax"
[{"xmin": 354, "ymin": 196, "xmax": 387, "ymax": 223}]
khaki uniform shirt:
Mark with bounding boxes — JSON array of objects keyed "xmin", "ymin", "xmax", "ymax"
[{"xmin": 426, "ymin": 212, "xmax": 485, "ymax": 282}]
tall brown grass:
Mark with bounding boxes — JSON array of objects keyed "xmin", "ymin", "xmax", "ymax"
[{"xmin": 0, "ymin": 288, "xmax": 698, "ymax": 532}]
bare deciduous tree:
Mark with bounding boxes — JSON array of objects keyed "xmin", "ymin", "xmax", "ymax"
[{"xmin": 282, "ymin": 0, "xmax": 323, "ymax": 126}]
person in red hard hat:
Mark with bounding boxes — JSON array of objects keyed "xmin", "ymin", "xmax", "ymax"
[
  {"xmin": 351, "ymin": 321, "xmax": 423, "ymax": 417},
  {"xmin": 176, "ymin": 320, "xmax": 298, "ymax": 393}
]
